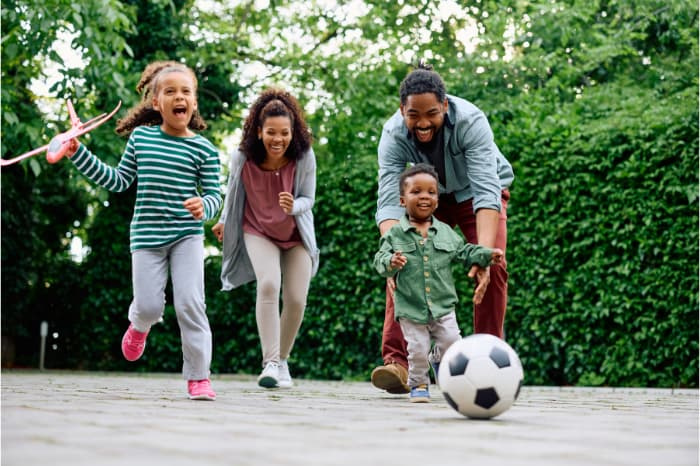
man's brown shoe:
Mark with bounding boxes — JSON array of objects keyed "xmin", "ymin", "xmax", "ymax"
[{"xmin": 371, "ymin": 362, "xmax": 410, "ymax": 394}]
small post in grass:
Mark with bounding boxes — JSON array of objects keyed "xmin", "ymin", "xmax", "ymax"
[{"xmin": 39, "ymin": 321, "xmax": 48, "ymax": 371}]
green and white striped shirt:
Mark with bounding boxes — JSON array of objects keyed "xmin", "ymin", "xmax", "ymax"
[{"xmin": 71, "ymin": 126, "xmax": 222, "ymax": 252}]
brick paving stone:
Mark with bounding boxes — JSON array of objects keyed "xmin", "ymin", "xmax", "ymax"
[{"xmin": 1, "ymin": 371, "xmax": 697, "ymax": 466}]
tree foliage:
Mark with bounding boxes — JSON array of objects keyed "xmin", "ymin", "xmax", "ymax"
[{"xmin": 1, "ymin": 0, "xmax": 697, "ymax": 387}]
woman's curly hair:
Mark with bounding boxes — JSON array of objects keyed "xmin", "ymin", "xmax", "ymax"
[
  {"xmin": 115, "ymin": 60, "xmax": 207, "ymax": 136},
  {"xmin": 239, "ymin": 88, "xmax": 312, "ymax": 164}
]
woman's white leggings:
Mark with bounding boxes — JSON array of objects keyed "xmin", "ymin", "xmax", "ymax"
[{"xmin": 244, "ymin": 233, "xmax": 312, "ymax": 367}]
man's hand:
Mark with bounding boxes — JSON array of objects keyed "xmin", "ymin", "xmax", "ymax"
[
  {"xmin": 386, "ymin": 277, "xmax": 396, "ymax": 296},
  {"xmin": 468, "ymin": 265, "xmax": 491, "ymax": 304}
]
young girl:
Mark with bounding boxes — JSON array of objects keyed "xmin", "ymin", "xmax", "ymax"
[
  {"xmin": 212, "ymin": 88, "xmax": 318, "ymax": 389},
  {"xmin": 67, "ymin": 61, "xmax": 222, "ymax": 400}
]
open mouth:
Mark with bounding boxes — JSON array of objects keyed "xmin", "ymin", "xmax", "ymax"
[
  {"xmin": 173, "ymin": 107, "xmax": 188, "ymax": 116},
  {"xmin": 415, "ymin": 127, "xmax": 434, "ymax": 142}
]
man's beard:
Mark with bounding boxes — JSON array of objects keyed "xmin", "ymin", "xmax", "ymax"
[{"xmin": 414, "ymin": 126, "xmax": 440, "ymax": 152}]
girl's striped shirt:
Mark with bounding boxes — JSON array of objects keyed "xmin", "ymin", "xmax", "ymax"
[{"xmin": 71, "ymin": 125, "xmax": 222, "ymax": 251}]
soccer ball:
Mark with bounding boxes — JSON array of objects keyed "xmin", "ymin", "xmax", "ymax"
[{"xmin": 438, "ymin": 333, "xmax": 524, "ymax": 419}]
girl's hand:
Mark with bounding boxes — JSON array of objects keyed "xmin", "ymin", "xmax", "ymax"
[
  {"xmin": 212, "ymin": 223, "xmax": 224, "ymax": 242},
  {"xmin": 183, "ymin": 197, "xmax": 204, "ymax": 220},
  {"xmin": 67, "ymin": 139, "xmax": 79, "ymax": 158},
  {"xmin": 279, "ymin": 191, "xmax": 294, "ymax": 214}
]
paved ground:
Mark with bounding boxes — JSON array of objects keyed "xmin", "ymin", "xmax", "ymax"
[{"xmin": 1, "ymin": 371, "xmax": 697, "ymax": 466}]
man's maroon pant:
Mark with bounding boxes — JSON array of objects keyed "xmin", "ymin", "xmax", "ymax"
[{"xmin": 380, "ymin": 190, "xmax": 510, "ymax": 368}]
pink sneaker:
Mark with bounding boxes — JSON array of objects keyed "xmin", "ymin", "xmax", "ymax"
[
  {"xmin": 188, "ymin": 379, "xmax": 216, "ymax": 401},
  {"xmin": 121, "ymin": 324, "xmax": 149, "ymax": 361}
]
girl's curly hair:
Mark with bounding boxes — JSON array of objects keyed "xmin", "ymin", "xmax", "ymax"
[
  {"xmin": 239, "ymin": 88, "xmax": 312, "ymax": 164},
  {"xmin": 115, "ymin": 60, "xmax": 207, "ymax": 136}
]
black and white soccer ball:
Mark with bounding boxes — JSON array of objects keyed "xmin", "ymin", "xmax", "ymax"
[{"xmin": 438, "ymin": 333, "xmax": 523, "ymax": 419}]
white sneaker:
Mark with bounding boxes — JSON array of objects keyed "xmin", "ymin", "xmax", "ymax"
[
  {"xmin": 257, "ymin": 361, "xmax": 279, "ymax": 388},
  {"xmin": 278, "ymin": 359, "xmax": 294, "ymax": 388}
]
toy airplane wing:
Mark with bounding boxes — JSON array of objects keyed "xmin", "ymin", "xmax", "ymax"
[
  {"xmin": 0, "ymin": 144, "xmax": 50, "ymax": 167},
  {"xmin": 69, "ymin": 100, "xmax": 122, "ymax": 139},
  {"xmin": 1, "ymin": 100, "xmax": 122, "ymax": 167}
]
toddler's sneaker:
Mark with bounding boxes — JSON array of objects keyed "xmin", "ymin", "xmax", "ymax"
[
  {"xmin": 187, "ymin": 379, "xmax": 216, "ymax": 401},
  {"xmin": 121, "ymin": 324, "xmax": 149, "ymax": 361},
  {"xmin": 257, "ymin": 361, "xmax": 279, "ymax": 388},
  {"xmin": 278, "ymin": 359, "xmax": 293, "ymax": 388},
  {"xmin": 409, "ymin": 384, "xmax": 430, "ymax": 403}
]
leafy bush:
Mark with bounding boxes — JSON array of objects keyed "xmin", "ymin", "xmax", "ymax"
[{"xmin": 497, "ymin": 81, "xmax": 698, "ymax": 387}]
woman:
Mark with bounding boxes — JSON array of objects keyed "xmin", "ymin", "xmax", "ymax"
[{"xmin": 213, "ymin": 88, "xmax": 319, "ymax": 389}]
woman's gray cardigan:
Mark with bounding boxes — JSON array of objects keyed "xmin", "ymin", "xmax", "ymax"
[{"xmin": 218, "ymin": 148, "xmax": 319, "ymax": 290}]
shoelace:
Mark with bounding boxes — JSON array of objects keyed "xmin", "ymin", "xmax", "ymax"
[
  {"xmin": 125, "ymin": 334, "xmax": 145, "ymax": 350},
  {"xmin": 190, "ymin": 380, "xmax": 213, "ymax": 394}
]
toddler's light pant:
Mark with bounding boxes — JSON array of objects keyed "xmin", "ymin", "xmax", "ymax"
[
  {"xmin": 128, "ymin": 234, "xmax": 212, "ymax": 381},
  {"xmin": 399, "ymin": 312, "xmax": 461, "ymax": 388},
  {"xmin": 244, "ymin": 233, "xmax": 312, "ymax": 367}
]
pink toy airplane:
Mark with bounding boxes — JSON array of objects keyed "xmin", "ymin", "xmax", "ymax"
[{"xmin": 1, "ymin": 99, "xmax": 122, "ymax": 167}]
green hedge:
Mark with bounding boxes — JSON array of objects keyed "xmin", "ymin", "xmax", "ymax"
[{"xmin": 497, "ymin": 81, "xmax": 698, "ymax": 387}]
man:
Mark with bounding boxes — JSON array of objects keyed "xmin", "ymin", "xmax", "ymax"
[{"xmin": 371, "ymin": 63, "xmax": 514, "ymax": 394}]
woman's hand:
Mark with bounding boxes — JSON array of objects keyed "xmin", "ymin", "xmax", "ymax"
[
  {"xmin": 279, "ymin": 191, "xmax": 294, "ymax": 214},
  {"xmin": 212, "ymin": 223, "xmax": 224, "ymax": 242}
]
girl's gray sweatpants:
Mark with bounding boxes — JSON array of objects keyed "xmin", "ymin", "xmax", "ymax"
[{"xmin": 128, "ymin": 234, "xmax": 212, "ymax": 381}]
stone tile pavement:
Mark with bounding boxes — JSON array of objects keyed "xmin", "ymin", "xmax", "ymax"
[{"xmin": 1, "ymin": 371, "xmax": 697, "ymax": 466}]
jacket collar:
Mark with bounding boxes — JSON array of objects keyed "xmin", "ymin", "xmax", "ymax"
[{"xmin": 399, "ymin": 213, "xmax": 437, "ymax": 232}]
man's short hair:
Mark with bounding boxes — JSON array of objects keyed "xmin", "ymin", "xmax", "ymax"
[{"xmin": 399, "ymin": 61, "xmax": 446, "ymax": 104}]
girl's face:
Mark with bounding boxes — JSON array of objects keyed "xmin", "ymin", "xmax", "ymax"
[
  {"xmin": 152, "ymin": 70, "xmax": 198, "ymax": 137},
  {"xmin": 258, "ymin": 115, "xmax": 293, "ymax": 161},
  {"xmin": 400, "ymin": 172, "xmax": 439, "ymax": 222}
]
